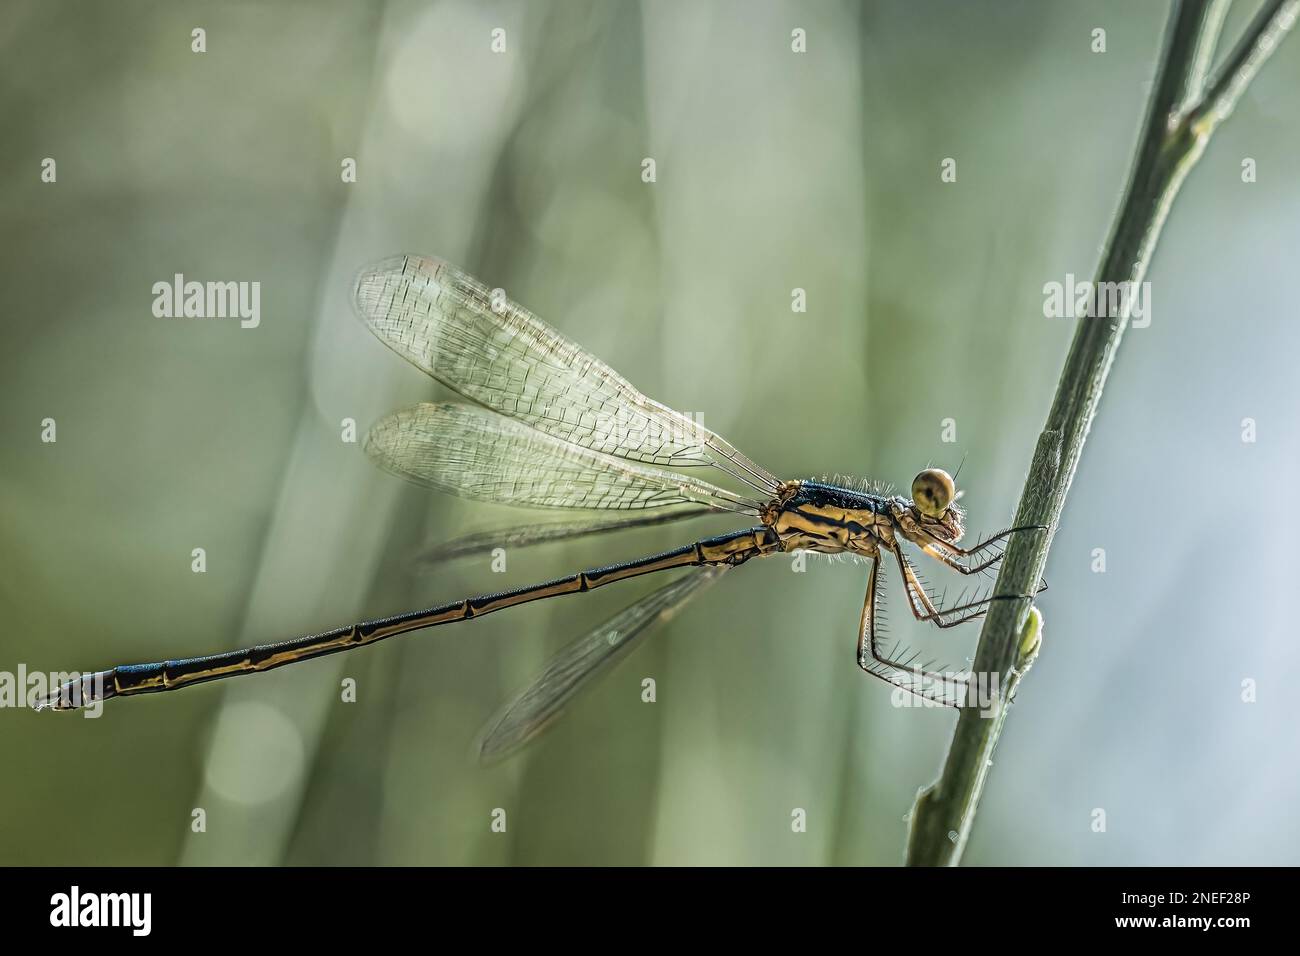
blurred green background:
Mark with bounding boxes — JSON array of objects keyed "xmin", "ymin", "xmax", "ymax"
[{"xmin": 2, "ymin": 0, "xmax": 1298, "ymax": 866}]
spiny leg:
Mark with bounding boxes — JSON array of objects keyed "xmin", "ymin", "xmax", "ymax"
[
  {"xmin": 916, "ymin": 540, "xmax": 1005, "ymax": 576},
  {"xmin": 896, "ymin": 547, "xmax": 1045, "ymax": 630},
  {"xmin": 856, "ymin": 556, "xmax": 968, "ymax": 707},
  {"xmin": 939, "ymin": 523, "xmax": 1046, "ymax": 557},
  {"xmin": 912, "ymin": 523, "xmax": 1046, "ymax": 574},
  {"xmin": 854, "ymin": 556, "xmax": 881, "ymax": 671},
  {"xmin": 896, "ymin": 548, "xmax": 1003, "ymax": 629},
  {"xmin": 895, "ymin": 548, "xmax": 971, "ymax": 626},
  {"xmin": 854, "ymin": 548, "xmax": 1045, "ymax": 707}
]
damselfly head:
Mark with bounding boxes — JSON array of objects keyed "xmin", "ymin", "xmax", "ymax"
[
  {"xmin": 911, "ymin": 468, "xmax": 955, "ymax": 518},
  {"xmin": 910, "ymin": 468, "xmax": 965, "ymax": 542}
]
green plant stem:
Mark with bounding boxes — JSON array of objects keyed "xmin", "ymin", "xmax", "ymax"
[{"xmin": 905, "ymin": 0, "xmax": 1298, "ymax": 867}]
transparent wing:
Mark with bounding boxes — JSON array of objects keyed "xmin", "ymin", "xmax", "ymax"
[
  {"xmin": 414, "ymin": 507, "xmax": 715, "ymax": 568},
  {"xmin": 364, "ymin": 403, "xmax": 762, "ymax": 514},
  {"xmin": 477, "ymin": 566, "xmax": 728, "ymax": 762},
  {"xmin": 352, "ymin": 255, "xmax": 777, "ymax": 492}
]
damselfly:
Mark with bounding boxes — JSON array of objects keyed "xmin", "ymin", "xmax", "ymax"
[{"xmin": 41, "ymin": 255, "xmax": 1042, "ymax": 757}]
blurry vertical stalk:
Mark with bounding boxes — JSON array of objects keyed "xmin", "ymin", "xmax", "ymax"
[
  {"xmin": 471, "ymin": 2, "xmax": 668, "ymax": 865},
  {"xmin": 906, "ymin": 0, "xmax": 1299, "ymax": 866},
  {"xmin": 828, "ymin": 0, "xmax": 882, "ymax": 865}
]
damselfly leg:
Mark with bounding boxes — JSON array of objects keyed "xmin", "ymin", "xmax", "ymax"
[
  {"xmin": 857, "ymin": 549, "xmax": 1041, "ymax": 705},
  {"xmin": 911, "ymin": 524, "xmax": 1044, "ymax": 575}
]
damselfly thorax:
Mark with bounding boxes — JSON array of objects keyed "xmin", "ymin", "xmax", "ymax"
[
  {"xmin": 40, "ymin": 255, "xmax": 1043, "ymax": 758},
  {"xmin": 762, "ymin": 478, "xmax": 964, "ymax": 559}
]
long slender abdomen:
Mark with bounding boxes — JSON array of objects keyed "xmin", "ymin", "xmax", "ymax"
[{"xmin": 42, "ymin": 526, "xmax": 780, "ymax": 708}]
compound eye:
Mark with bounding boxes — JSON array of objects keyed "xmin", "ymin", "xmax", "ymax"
[{"xmin": 911, "ymin": 468, "xmax": 955, "ymax": 519}]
